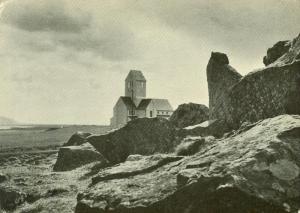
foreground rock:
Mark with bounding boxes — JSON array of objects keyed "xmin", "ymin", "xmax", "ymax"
[
  {"xmin": 63, "ymin": 132, "xmax": 92, "ymax": 146},
  {"xmin": 207, "ymin": 34, "xmax": 300, "ymax": 129},
  {"xmin": 88, "ymin": 117, "xmax": 177, "ymax": 164},
  {"xmin": 53, "ymin": 143, "xmax": 107, "ymax": 171},
  {"xmin": 0, "ymin": 186, "xmax": 26, "ymax": 210},
  {"xmin": 76, "ymin": 115, "xmax": 300, "ymax": 213},
  {"xmin": 169, "ymin": 103, "xmax": 209, "ymax": 128}
]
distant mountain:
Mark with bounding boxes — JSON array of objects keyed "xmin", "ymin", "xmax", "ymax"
[{"xmin": 0, "ymin": 116, "xmax": 18, "ymax": 125}]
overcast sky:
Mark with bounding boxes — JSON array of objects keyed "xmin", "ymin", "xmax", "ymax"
[{"xmin": 0, "ymin": 0, "xmax": 299, "ymax": 125}]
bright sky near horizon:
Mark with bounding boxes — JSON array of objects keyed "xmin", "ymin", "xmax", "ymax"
[{"xmin": 0, "ymin": 0, "xmax": 299, "ymax": 125}]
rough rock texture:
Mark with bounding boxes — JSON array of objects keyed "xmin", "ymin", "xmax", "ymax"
[
  {"xmin": 53, "ymin": 143, "xmax": 107, "ymax": 171},
  {"xmin": 263, "ymin": 40, "xmax": 291, "ymax": 66},
  {"xmin": 63, "ymin": 132, "xmax": 92, "ymax": 146},
  {"xmin": 0, "ymin": 186, "xmax": 26, "ymax": 210},
  {"xmin": 88, "ymin": 117, "xmax": 177, "ymax": 164},
  {"xmin": 75, "ymin": 115, "xmax": 300, "ymax": 213},
  {"xmin": 0, "ymin": 173, "xmax": 7, "ymax": 183},
  {"xmin": 206, "ymin": 52, "xmax": 242, "ymax": 122},
  {"xmin": 169, "ymin": 103, "xmax": 209, "ymax": 128},
  {"xmin": 179, "ymin": 119, "xmax": 232, "ymax": 138},
  {"xmin": 208, "ymin": 34, "xmax": 300, "ymax": 129}
]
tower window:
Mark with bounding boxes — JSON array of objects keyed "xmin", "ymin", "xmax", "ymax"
[
  {"xmin": 150, "ymin": 111, "xmax": 153, "ymax": 117},
  {"xmin": 128, "ymin": 82, "xmax": 130, "ymax": 88}
]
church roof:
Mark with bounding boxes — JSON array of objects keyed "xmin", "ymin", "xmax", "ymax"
[
  {"xmin": 120, "ymin": 97, "xmax": 173, "ymax": 111},
  {"xmin": 138, "ymin": 98, "xmax": 173, "ymax": 111},
  {"xmin": 125, "ymin": 70, "xmax": 146, "ymax": 81},
  {"xmin": 120, "ymin": 97, "xmax": 136, "ymax": 109}
]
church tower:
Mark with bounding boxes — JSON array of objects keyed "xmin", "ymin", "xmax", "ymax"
[{"xmin": 125, "ymin": 70, "xmax": 146, "ymax": 106}]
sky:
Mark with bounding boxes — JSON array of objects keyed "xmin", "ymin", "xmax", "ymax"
[{"xmin": 0, "ymin": 0, "xmax": 299, "ymax": 125}]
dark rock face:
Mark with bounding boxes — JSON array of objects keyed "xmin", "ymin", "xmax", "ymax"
[
  {"xmin": 169, "ymin": 103, "xmax": 209, "ymax": 128},
  {"xmin": 0, "ymin": 186, "xmax": 26, "ymax": 211},
  {"xmin": 75, "ymin": 115, "xmax": 300, "ymax": 213},
  {"xmin": 87, "ymin": 117, "xmax": 177, "ymax": 164},
  {"xmin": 206, "ymin": 52, "xmax": 242, "ymax": 122},
  {"xmin": 263, "ymin": 40, "xmax": 291, "ymax": 66},
  {"xmin": 208, "ymin": 34, "xmax": 300, "ymax": 129},
  {"xmin": 53, "ymin": 143, "xmax": 107, "ymax": 171},
  {"xmin": 63, "ymin": 132, "xmax": 92, "ymax": 146},
  {"xmin": 0, "ymin": 173, "xmax": 8, "ymax": 183}
]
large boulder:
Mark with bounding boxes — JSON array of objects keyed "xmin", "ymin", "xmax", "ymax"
[
  {"xmin": 53, "ymin": 143, "xmax": 107, "ymax": 171},
  {"xmin": 169, "ymin": 103, "xmax": 209, "ymax": 128},
  {"xmin": 0, "ymin": 186, "xmax": 26, "ymax": 211},
  {"xmin": 207, "ymin": 34, "xmax": 300, "ymax": 129},
  {"xmin": 263, "ymin": 40, "xmax": 291, "ymax": 66},
  {"xmin": 63, "ymin": 132, "xmax": 92, "ymax": 146},
  {"xmin": 75, "ymin": 115, "xmax": 300, "ymax": 213},
  {"xmin": 87, "ymin": 117, "xmax": 177, "ymax": 164}
]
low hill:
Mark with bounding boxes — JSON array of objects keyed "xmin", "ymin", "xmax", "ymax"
[{"xmin": 0, "ymin": 116, "xmax": 18, "ymax": 125}]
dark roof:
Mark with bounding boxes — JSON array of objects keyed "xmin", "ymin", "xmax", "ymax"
[
  {"xmin": 137, "ymin": 99, "xmax": 152, "ymax": 110},
  {"xmin": 120, "ymin": 97, "xmax": 136, "ymax": 109},
  {"xmin": 125, "ymin": 70, "xmax": 146, "ymax": 81},
  {"xmin": 137, "ymin": 99, "xmax": 173, "ymax": 111}
]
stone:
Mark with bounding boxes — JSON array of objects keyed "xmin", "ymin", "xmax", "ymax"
[
  {"xmin": 179, "ymin": 119, "xmax": 232, "ymax": 138},
  {"xmin": 175, "ymin": 136, "xmax": 205, "ymax": 156},
  {"xmin": 169, "ymin": 103, "xmax": 209, "ymax": 128},
  {"xmin": 75, "ymin": 115, "xmax": 300, "ymax": 213},
  {"xmin": 263, "ymin": 40, "xmax": 291, "ymax": 66},
  {"xmin": 88, "ymin": 117, "xmax": 178, "ymax": 164},
  {"xmin": 53, "ymin": 143, "xmax": 108, "ymax": 171},
  {"xmin": 63, "ymin": 132, "xmax": 92, "ymax": 146},
  {"xmin": 0, "ymin": 173, "xmax": 8, "ymax": 183},
  {"xmin": 0, "ymin": 186, "xmax": 26, "ymax": 211},
  {"xmin": 207, "ymin": 34, "xmax": 300, "ymax": 129}
]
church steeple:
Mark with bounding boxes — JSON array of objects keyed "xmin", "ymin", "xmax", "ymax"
[{"xmin": 125, "ymin": 70, "xmax": 146, "ymax": 106}]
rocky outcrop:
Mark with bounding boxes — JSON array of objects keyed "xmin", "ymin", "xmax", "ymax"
[
  {"xmin": 208, "ymin": 34, "xmax": 300, "ymax": 129},
  {"xmin": 263, "ymin": 40, "xmax": 291, "ymax": 66},
  {"xmin": 63, "ymin": 132, "xmax": 92, "ymax": 146},
  {"xmin": 206, "ymin": 52, "xmax": 242, "ymax": 122},
  {"xmin": 87, "ymin": 117, "xmax": 177, "ymax": 164},
  {"xmin": 0, "ymin": 173, "xmax": 8, "ymax": 183},
  {"xmin": 169, "ymin": 103, "xmax": 209, "ymax": 128},
  {"xmin": 75, "ymin": 115, "xmax": 300, "ymax": 213},
  {"xmin": 0, "ymin": 186, "xmax": 26, "ymax": 211},
  {"xmin": 53, "ymin": 143, "xmax": 107, "ymax": 171}
]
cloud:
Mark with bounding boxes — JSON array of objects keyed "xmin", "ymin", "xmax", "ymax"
[
  {"xmin": 0, "ymin": 0, "xmax": 138, "ymax": 61},
  {"xmin": 1, "ymin": 0, "xmax": 90, "ymax": 33}
]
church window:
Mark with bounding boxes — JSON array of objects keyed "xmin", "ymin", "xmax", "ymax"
[{"xmin": 150, "ymin": 111, "xmax": 153, "ymax": 117}]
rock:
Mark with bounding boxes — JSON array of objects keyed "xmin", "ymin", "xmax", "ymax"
[
  {"xmin": 88, "ymin": 117, "xmax": 177, "ymax": 164},
  {"xmin": 53, "ymin": 143, "xmax": 107, "ymax": 171},
  {"xmin": 63, "ymin": 132, "xmax": 92, "ymax": 146},
  {"xmin": 0, "ymin": 173, "xmax": 8, "ymax": 183},
  {"xmin": 206, "ymin": 52, "xmax": 242, "ymax": 122},
  {"xmin": 75, "ymin": 115, "xmax": 300, "ymax": 213},
  {"xmin": 169, "ymin": 103, "xmax": 209, "ymax": 128},
  {"xmin": 263, "ymin": 40, "xmax": 291, "ymax": 66},
  {"xmin": 208, "ymin": 34, "xmax": 300, "ymax": 129},
  {"xmin": 0, "ymin": 186, "xmax": 26, "ymax": 211},
  {"xmin": 175, "ymin": 136, "xmax": 205, "ymax": 156},
  {"xmin": 179, "ymin": 119, "xmax": 232, "ymax": 138}
]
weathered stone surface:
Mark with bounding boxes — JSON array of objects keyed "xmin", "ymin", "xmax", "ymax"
[
  {"xmin": 263, "ymin": 40, "xmax": 291, "ymax": 66},
  {"xmin": 0, "ymin": 186, "xmax": 26, "ymax": 210},
  {"xmin": 53, "ymin": 143, "xmax": 107, "ymax": 171},
  {"xmin": 169, "ymin": 103, "xmax": 209, "ymax": 128},
  {"xmin": 75, "ymin": 115, "xmax": 300, "ymax": 213},
  {"xmin": 179, "ymin": 119, "xmax": 232, "ymax": 138},
  {"xmin": 206, "ymin": 52, "xmax": 242, "ymax": 122},
  {"xmin": 88, "ymin": 117, "xmax": 177, "ymax": 164},
  {"xmin": 208, "ymin": 34, "xmax": 300, "ymax": 129},
  {"xmin": 0, "ymin": 173, "xmax": 8, "ymax": 183},
  {"xmin": 175, "ymin": 136, "xmax": 205, "ymax": 156},
  {"xmin": 63, "ymin": 132, "xmax": 92, "ymax": 146}
]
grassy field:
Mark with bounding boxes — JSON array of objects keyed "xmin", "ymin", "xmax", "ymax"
[{"xmin": 0, "ymin": 125, "xmax": 110, "ymax": 151}]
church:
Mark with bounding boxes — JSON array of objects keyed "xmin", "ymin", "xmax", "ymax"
[{"xmin": 110, "ymin": 70, "xmax": 174, "ymax": 128}]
